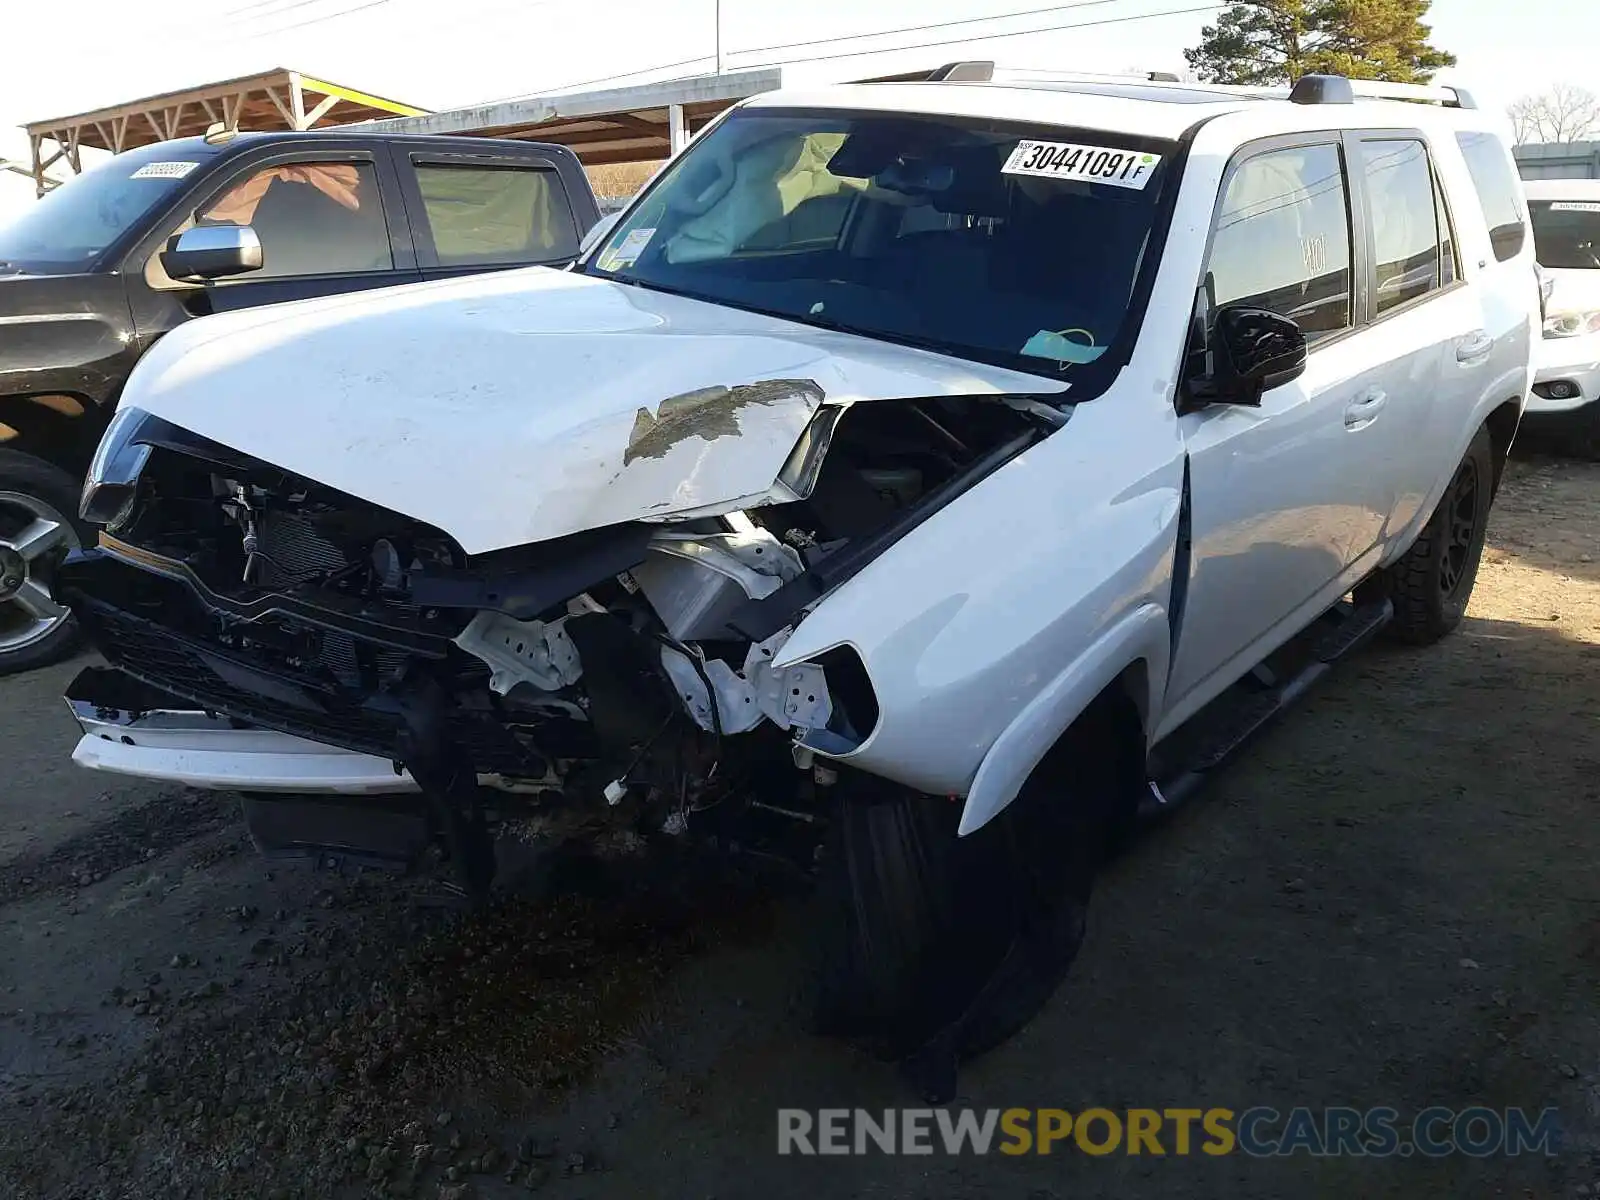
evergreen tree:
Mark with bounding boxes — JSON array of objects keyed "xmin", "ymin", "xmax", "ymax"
[{"xmin": 1185, "ymin": 0, "xmax": 1456, "ymax": 86}]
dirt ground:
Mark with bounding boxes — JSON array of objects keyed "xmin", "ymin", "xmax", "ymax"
[{"xmin": 1, "ymin": 452, "xmax": 1598, "ymax": 1200}]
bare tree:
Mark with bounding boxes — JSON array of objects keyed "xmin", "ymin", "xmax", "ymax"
[{"xmin": 1509, "ymin": 84, "xmax": 1600, "ymax": 146}]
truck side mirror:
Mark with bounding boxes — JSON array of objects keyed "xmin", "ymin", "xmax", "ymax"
[
  {"xmin": 1190, "ymin": 305, "xmax": 1308, "ymax": 408},
  {"xmin": 160, "ymin": 225, "xmax": 263, "ymax": 282}
]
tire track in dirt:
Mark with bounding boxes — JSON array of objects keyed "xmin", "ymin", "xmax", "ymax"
[{"xmin": 0, "ymin": 788, "xmax": 232, "ymax": 906}]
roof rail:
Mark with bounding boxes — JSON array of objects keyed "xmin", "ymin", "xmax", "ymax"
[
  {"xmin": 1288, "ymin": 73, "xmax": 1476, "ymax": 110},
  {"xmin": 851, "ymin": 60, "xmax": 994, "ymax": 84},
  {"xmin": 926, "ymin": 60, "xmax": 996, "ymax": 82}
]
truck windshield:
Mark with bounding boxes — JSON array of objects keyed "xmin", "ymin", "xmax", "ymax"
[
  {"xmin": 583, "ymin": 109, "xmax": 1176, "ymax": 378},
  {"xmin": 0, "ymin": 144, "xmax": 213, "ymax": 274},
  {"xmin": 1531, "ymin": 200, "xmax": 1600, "ymax": 270}
]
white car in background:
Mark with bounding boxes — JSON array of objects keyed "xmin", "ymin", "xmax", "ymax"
[
  {"xmin": 1525, "ymin": 179, "xmax": 1600, "ymax": 455},
  {"xmin": 53, "ymin": 67, "xmax": 1537, "ymax": 1097}
]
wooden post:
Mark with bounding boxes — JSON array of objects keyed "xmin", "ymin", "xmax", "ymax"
[
  {"xmin": 288, "ymin": 71, "xmax": 308, "ymax": 131},
  {"xmin": 29, "ymin": 133, "xmax": 44, "ymax": 198}
]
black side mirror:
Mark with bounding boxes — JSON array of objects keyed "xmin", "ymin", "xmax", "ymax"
[
  {"xmin": 160, "ymin": 225, "xmax": 263, "ymax": 282},
  {"xmin": 1190, "ymin": 305, "xmax": 1308, "ymax": 407}
]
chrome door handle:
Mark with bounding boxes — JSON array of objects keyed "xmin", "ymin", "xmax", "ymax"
[
  {"xmin": 1456, "ymin": 331, "xmax": 1493, "ymax": 363},
  {"xmin": 1344, "ymin": 387, "xmax": 1388, "ymax": 427}
]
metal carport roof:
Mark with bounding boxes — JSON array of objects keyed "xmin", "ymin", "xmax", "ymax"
[{"xmin": 365, "ymin": 68, "xmax": 784, "ymax": 165}]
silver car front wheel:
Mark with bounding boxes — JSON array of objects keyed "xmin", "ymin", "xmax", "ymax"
[{"xmin": 0, "ymin": 448, "xmax": 87, "ymax": 676}]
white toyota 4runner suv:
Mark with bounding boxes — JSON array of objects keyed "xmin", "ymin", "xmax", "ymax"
[{"xmin": 54, "ymin": 66, "xmax": 1537, "ymax": 1096}]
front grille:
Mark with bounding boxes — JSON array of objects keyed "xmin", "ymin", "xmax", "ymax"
[{"xmin": 77, "ymin": 597, "xmax": 544, "ymax": 777}]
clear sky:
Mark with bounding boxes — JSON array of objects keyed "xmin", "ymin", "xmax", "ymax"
[{"xmin": 0, "ymin": 0, "xmax": 1587, "ymax": 216}]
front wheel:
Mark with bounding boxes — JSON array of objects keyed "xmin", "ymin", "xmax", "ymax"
[
  {"xmin": 810, "ymin": 700, "xmax": 1136, "ymax": 1095},
  {"xmin": 1365, "ymin": 424, "xmax": 1494, "ymax": 646},
  {"xmin": 0, "ymin": 449, "xmax": 85, "ymax": 677}
]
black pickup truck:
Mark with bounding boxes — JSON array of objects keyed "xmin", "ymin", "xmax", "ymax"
[{"xmin": 0, "ymin": 129, "xmax": 600, "ymax": 674}]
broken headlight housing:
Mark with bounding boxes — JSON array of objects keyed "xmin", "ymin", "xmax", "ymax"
[{"xmin": 80, "ymin": 407, "xmax": 154, "ymax": 528}]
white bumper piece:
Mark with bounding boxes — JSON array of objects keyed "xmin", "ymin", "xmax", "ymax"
[
  {"xmin": 1530, "ymin": 331, "xmax": 1600, "ymax": 413},
  {"xmin": 68, "ymin": 704, "xmax": 418, "ymax": 795}
]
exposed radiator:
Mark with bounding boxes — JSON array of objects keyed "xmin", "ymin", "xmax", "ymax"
[{"xmin": 257, "ymin": 509, "xmax": 348, "ymax": 585}]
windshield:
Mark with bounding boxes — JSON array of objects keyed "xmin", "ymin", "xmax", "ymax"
[
  {"xmin": 0, "ymin": 144, "xmax": 213, "ymax": 274},
  {"xmin": 1530, "ymin": 200, "xmax": 1600, "ymax": 271},
  {"xmin": 583, "ymin": 109, "xmax": 1176, "ymax": 377}
]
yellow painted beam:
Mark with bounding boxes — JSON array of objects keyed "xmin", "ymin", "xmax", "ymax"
[{"xmin": 298, "ymin": 77, "xmax": 427, "ymax": 117}]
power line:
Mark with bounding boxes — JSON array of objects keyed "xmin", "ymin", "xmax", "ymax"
[
  {"xmin": 465, "ymin": 3, "xmax": 1220, "ymax": 111},
  {"xmin": 252, "ymin": 0, "xmax": 392, "ymax": 33},
  {"xmin": 735, "ymin": 4, "xmax": 1226, "ymax": 70},
  {"xmin": 232, "ymin": 0, "xmax": 358, "ymax": 25},
  {"xmin": 222, "ymin": 0, "xmax": 305, "ymax": 16},
  {"xmin": 728, "ymin": 0, "xmax": 1130, "ymax": 58},
  {"xmin": 474, "ymin": 53, "xmax": 720, "ymax": 109}
]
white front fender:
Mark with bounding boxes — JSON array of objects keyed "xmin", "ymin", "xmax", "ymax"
[{"xmin": 958, "ymin": 602, "xmax": 1169, "ymax": 836}]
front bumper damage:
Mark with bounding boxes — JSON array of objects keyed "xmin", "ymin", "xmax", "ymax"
[
  {"xmin": 55, "ymin": 526, "xmax": 847, "ymax": 897},
  {"xmin": 66, "ymin": 666, "xmax": 420, "ymax": 795}
]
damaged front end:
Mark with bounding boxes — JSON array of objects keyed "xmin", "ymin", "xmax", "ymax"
[{"xmin": 61, "ymin": 390, "xmax": 1043, "ymax": 895}]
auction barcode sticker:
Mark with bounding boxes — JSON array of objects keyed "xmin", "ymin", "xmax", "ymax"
[
  {"xmin": 1002, "ymin": 140, "xmax": 1161, "ymax": 190},
  {"xmin": 130, "ymin": 161, "xmax": 200, "ymax": 180}
]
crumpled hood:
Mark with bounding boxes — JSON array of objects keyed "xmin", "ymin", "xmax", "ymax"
[{"xmin": 121, "ymin": 267, "xmax": 1062, "ymax": 554}]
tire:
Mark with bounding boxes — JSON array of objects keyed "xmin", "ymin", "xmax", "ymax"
[
  {"xmin": 810, "ymin": 698, "xmax": 1137, "ymax": 1088},
  {"xmin": 1366, "ymin": 424, "xmax": 1494, "ymax": 646},
  {"xmin": 0, "ymin": 449, "xmax": 86, "ymax": 677}
]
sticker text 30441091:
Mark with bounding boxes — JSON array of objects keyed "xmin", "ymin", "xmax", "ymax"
[{"xmin": 1002, "ymin": 141, "xmax": 1162, "ymax": 191}]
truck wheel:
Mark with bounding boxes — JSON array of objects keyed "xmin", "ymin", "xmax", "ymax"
[
  {"xmin": 811, "ymin": 701, "xmax": 1133, "ymax": 1090},
  {"xmin": 1368, "ymin": 425, "xmax": 1494, "ymax": 646},
  {"xmin": 0, "ymin": 449, "xmax": 85, "ymax": 677}
]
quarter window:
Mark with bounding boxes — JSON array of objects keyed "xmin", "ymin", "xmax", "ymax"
[
  {"xmin": 1206, "ymin": 142, "xmax": 1353, "ymax": 341},
  {"xmin": 1359, "ymin": 139, "xmax": 1443, "ymax": 314},
  {"xmin": 195, "ymin": 160, "xmax": 391, "ymax": 280},
  {"xmin": 1455, "ymin": 131, "xmax": 1527, "ymax": 262},
  {"xmin": 413, "ymin": 164, "xmax": 579, "ymax": 266}
]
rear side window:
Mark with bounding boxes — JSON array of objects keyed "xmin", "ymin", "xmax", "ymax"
[
  {"xmin": 197, "ymin": 160, "xmax": 392, "ymax": 280},
  {"xmin": 413, "ymin": 164, "xmax": 579, "ymax": 266},
  {"xmin": 1454, "ymin": 131, "xmax": 1527, "ymax": 262},
  {"xmin": 1358, "ymin": 139, "xmax": 1444, "ymax": 314},
  {"xmin": 1205, "ymin": 142, "xmax": 1353, "ymax": 341}
]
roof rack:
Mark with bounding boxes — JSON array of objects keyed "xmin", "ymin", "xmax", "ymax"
[
  {"xmin": 862, "ymin": 63, "xmax": 1186, "ymax": 86},
  {"xmin": 860, "ymin": 60, "xmax": 997, "ymax": 83},
  {"xmin": 987, "ymin": 67, "xmax": 1189, "ymax": 84},
  {"xmin": 1288, "ymin": 73, "xmax": 1476, "ymax": 110}
]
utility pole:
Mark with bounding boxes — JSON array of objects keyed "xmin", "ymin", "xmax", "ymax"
[{"xmin": 715, "ymin": 0, "xmax": 723, "ymax": 75}]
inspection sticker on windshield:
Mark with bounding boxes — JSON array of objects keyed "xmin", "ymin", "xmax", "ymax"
[
  {"xmin": 130, "ymin": 161, "xmax": 200, "ymax": 180},
  {"xmin": 1550, "ymin": 201, "xmax": 1600, "ymax": 213},
  {"xmin": 602, "ymin": 226, "xmax": 656, "ymax": 270},
  {"xmin": 1003, "ymin": 141, "xmax": 1161, "ymax": 190}
]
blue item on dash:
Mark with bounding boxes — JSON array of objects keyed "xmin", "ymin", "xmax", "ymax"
[{"xmin": 1022, "ymin": 329, "xmax": 1107, "ymax": 364}]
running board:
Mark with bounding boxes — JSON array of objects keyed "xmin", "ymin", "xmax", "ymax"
[{"xmin": 1139, "ymin": 598, "xmax": 1392, "ymax": 821}]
